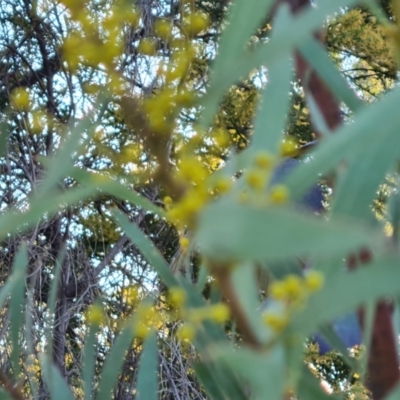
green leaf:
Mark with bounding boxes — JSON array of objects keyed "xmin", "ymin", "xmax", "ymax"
[
  {"xmin": 251, "ymin": 6, "xmax": 293, "ymax": 155},
  {"xmin": 331, "ymin": 130, "xmax": 400, "ymax": 221},
  {"xmin": 284, "ymin": 85, "xmax": 400, "ymax": 201},
  {"xmin": 9, "ymin": 244, "xmax": 28, "ymax": 379},
  {"xmin": 41, "ymin": 356, "xmax": 75, "ymax": 400},
  {"xmin": 297, "ymin": 366, "xmax": 343, "ymax": 400},
  {"xmin": 71, "ymin": 167, "xmax": 165, "ymax": 217},
  {"xmin": 209, "ymin": 344, "xmax": 285, "ymax": 400},
  {"xmin": 83, "ymin": 301, "xmax": 102, "ymax": 400},
  {"xmin": 113, "ymin": 211, "xmax": 177, "ymax": 288},
  {"xmin": 96, "ymin": 317, "xmax": 135, "ymax": 400},
  {"xmin": 192, "ymin": 361, "xmax": 247, "ymax": 400},
  {"xmin": 196, "ymin": 200, "xmax": 383, "ymax": 262},
  {"xmin": 214, "ymin": 0, "xmax": 276, "ymax": 72},
  {"xmin": 201, "ymin": 0, "xmax": 361, "ymax": 126},
  {"xmin": 298, "ymin": 37, "xmax": 364, "ymax": 113},
  {"xmin": 230, "ymin": 263, "xmax": 271, "ymax": 343},
  {"xmin": 0, "ymin": 185, "xmax": 99, "ymax": 243},
  {"xmin": 290, "ymin": 255, "xmax": 400, "ymax": 337},
  {"xmin": 136, "ymin": 332, "xmax": 158, "ymax": 400}
]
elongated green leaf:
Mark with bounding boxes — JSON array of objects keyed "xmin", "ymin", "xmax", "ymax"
[
  {"xmin": 9, "ymin": 244, "xmax": 28, "ymax": 379},
  {"xmin": 290, "ymin": 255, "xmax": 400, "ymax": 337},
  {"xmin": 45, "ymin": 248, "xmax": 66, "ymax": 356},
  {"xmin": 136, "ymin": 333, "xmax": 158, "ymax": 400},
  {"xmin": 0, "ymin": 185, "xmax": 99, "ymax": 242},
  {"xmin": 201, "ymin": 0, "xmax": 361, "ymax": 126},
  {"xmin": 231, "ymin": 263, "xmax": 271, "ymax": 343},
  {"xmin": 196, "ymin": 200, "xmax": 383, "ymax": 262},
  {"xmin": 214, "ymin": 0, "xmax": 276, "ymax": 72},
  {"xmin": 96, "ymin": 318, "xmax": 135, "ymax": 400},
  {"xmin": 298, "ymin": 366, "xmax": 342, "ymax": 400},
  {"xmin": 299, "ymin": 37, "xmax": 364, "ymax": 113},
  {"xmin": 41, "ymin": 356, "xmax": 75, "ymax": 400},
  {"xmin": 71, "ymin": 167, "xmax": 165, "ymax": 217},
  {"xmin": 331, "ymin": 128, "xmax": 400, "ymax": 221},
  {"xmin": 113, "ymin": 211, "xmax": 177, "ymax": 288},
  {"xmin": 251, "ymin": 7, "xmax": 293, "ymax": 155},
  {"xmin": 192, "ymin": 360, "xmax": 247, "ymax": 400},
  {"xmin": 209, "ymin": 344, "xmax": 285, "ymax": 400},
  {"xmin": 83, "ymin": 322, "xmax": 100, "ymax": 400},
  {"xmin": 284, "ymin": 85, "xmax": 400, "ymax": 201}
]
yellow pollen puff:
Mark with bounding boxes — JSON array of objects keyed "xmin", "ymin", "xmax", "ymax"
[
  {"xmin": 304, "ymin": 270, "xmax": 325, "ymax": 292},
  {"xmin": 280, "ymin": 137, "xmax": 299, "ymax": 157},
  {"xmin": 163, "ymin": 196, "xmax": 173, "ymax": 205},
  {"xmin": 246, "ymin": 170, "xmax": 265, "ymax": 191},
  {"xmin": 254, "ymin": 151, "xmax": 274, "ymax": 169},
  {"xmin": 11, "ymin": 87, "xmax": 30, "ymax": 111},
  {"xmin": 134, "ymin": 322, "xmax": 151, "ymax": 339},
  {"xmin": 263, "ymin": 312, "xmax": 289, "ymax": 332},
  {"xmin": 168, "ymin": 287, "xmax": 187, "ymax": 308},
  {"xmin": 283, "ymin": 275, "xmax": 304, "ymax": 299},
  {"xmin": 180, "ymin": 237, "xmax": 190, "ymax": 251},
  {"xmin": 269, "ymin": 281, "xmax": 287, "ymax": 300},
  {"xmin": 214, "ymin": 177, "xmax": 232, "ymax": 194},
  {"xmin": 269, "ymin": 185, "xmax": 289, "ymax": 204},
  {"xmin": 184, "ymin": 12, "xmax": 210, "ymax": 36},
  {"xmin": 87, "ymin": 304, "xmax": 104, "ymax": 326},
  {"xmin": 154, "ymin": 19, "xmax": 172, "ymax": 40},
  {"xmin": 213, "ymin": 129, "xmax": 230, "ymax": 147},
  {"xmin": 177, "ymin": 323, "xmax": 195, "ymax": 342},
  {"xmin": 30, "ymin": 110, "xmax": 46, "ymax": 134},
  {"xmin": 122, "ymin": 285, "xmax": 140, "ymax": 306},
  {"xmin": 138, "ymin": 38, "xmax": 157, "ymax": 55},
  {"xmin": 175, "ymin": 90, "xmax": 195, "ymax": 107},
  {"xmin": 209, "ymin": 303, "xmax": 230, "ymax": 323}
]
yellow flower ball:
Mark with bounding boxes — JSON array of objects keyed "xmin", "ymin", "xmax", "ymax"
[
  {"xmin": 246, "ymin": 170, "xmax": 265, "ymax": 191},
  {"xmin": 254, "ymin": 151, "xmax": 274, "ymax": 169},
  {"xmin": 87, "ymin": 304, "xmax": 104, "ymax": 326},
  {"xmin": 154, "ymin": 19, "xmax": 172, "ymax": 40},
  {"xmin": 177, "ymin": 324, "xmax": 195, "ymax": 341},
  {"xmin": 11, "ymin": 88, "xmax": 30, "ymax": 111},
  {"xmin": 138, "ymin": 38, "xmax": 157, "ymax": 55},
  {"xmin": 168, "ymin": 287, "xmax": 187, "ymax": 308},
  {"xmin": 304, "ymin": 270, "xmax": 325, "ymax": 292},
  {"xmin": 184, "ymin": 12, "xmax": 209, "ymax": 36},
  {"xmin": 179, "ymin": 237, "xmax": 190, "ymax": 251},
  {"xmin": 269, "ymin": 185, "xmax": 289, "ymax": 204},
  {"xmin": 263, "ymin": 312, "xmax": 289, "ymax": 333},
  {"xmin": 209, "ymin": 303, "xmax": 230, "ymax": 323},
  {"xmin": 280, "ymin": 137, "xmax": 299, "ymax": 157}
]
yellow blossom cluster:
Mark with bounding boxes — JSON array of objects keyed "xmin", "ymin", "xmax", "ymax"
[
  {"xmin": 168, "ymin": 287, "xmax": 230, "ymax": 342},
  {"xmin": 133, "ymin": 303, "xmax": 164, "ymax": 339},
  {"xmin": 240, "ymin": 151, "xmax": 291, "ymax": 206},
  {"xmin": 263, "ymin": 270, "xmax": 324, "ymax": 333},
  {"xmin": 61, "ymin": 0, "xmax": 137, "ymax": 89}
]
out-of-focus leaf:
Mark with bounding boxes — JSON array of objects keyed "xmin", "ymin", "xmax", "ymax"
[
  {"xmin": 284, "ymin": 85, "xmax": 400, "ymax": 201},
  {"xmin": 196, "ymin": 200, "xmax": 383, "ymax": 262},
  {"xmin": 96, "ymin": 316, "xmax": 136, "ymax": 400},
  {"xmin": 136, "ymin": 332, "xmax": 158, "ymax": 400},
  {"xmin": 113, "ymin": 211, "xmax": 177, "ymax": 288},
  {"xmin": 9, "ymin": 244, "xmax": 28, "ymax": 379},
  {"xmin": 208, "ymin": 344, "xmax": 285, "ymax": 400},
  {"xmin": 290, "ymin": 255, "xmax": 400, "ymax": 337},
  {"xmin": 41, "ymin": 356, "xmax": 75, "ymax": 400}
]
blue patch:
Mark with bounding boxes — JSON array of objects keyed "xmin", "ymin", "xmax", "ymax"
[
  {"xmin": 313, "ymin": 313, "xmax": 363, "ymax": 355},
  {"xmin": 271, "ymin": 158, "xmax": 324, "ymax": 213}
]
